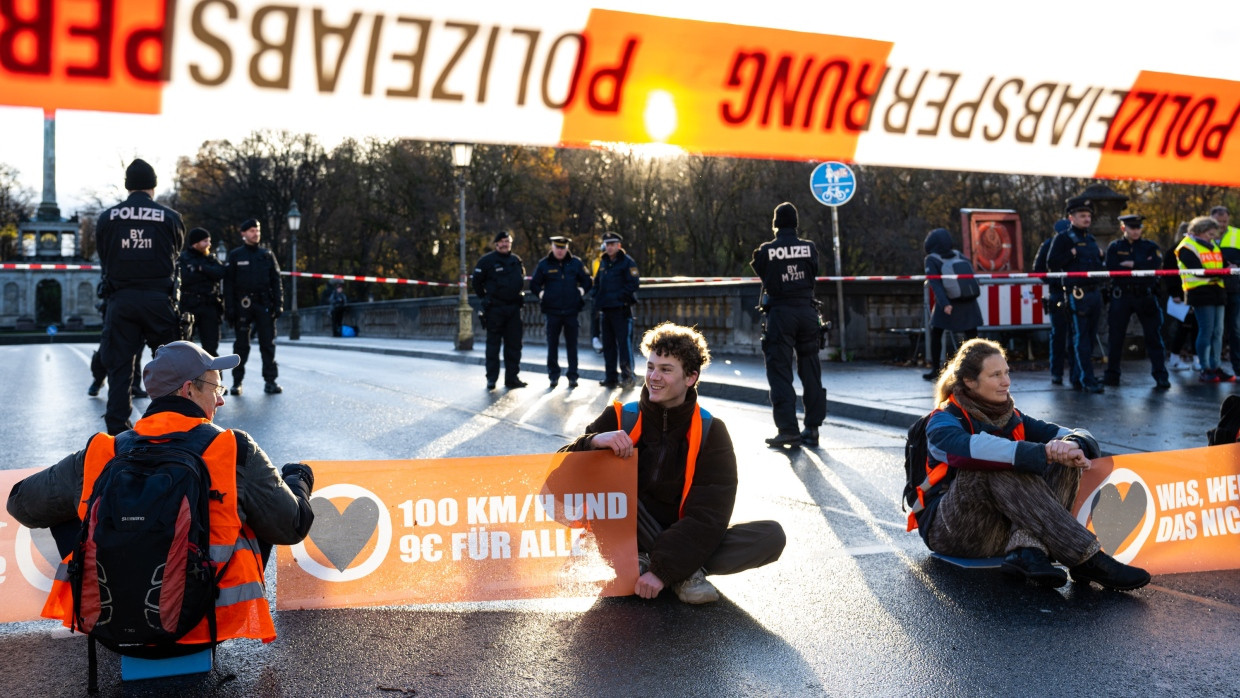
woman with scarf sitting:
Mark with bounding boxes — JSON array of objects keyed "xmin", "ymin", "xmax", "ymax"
[{"xmin": 910, "ymin": 338, "xmax": 1150, "ymax": 591}]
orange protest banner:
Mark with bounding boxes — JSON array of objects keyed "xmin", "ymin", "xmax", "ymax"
[
  {"xmin": 0, "ymin": 468, "xmax": 62, "ymax": 624},
  {"xmin": 276, "ymin": 450, "xmax": 637, "ymax": 610},
  {"xmin": 1071, "ymin": 443, "xmax": 1240, "ymax": 575}
]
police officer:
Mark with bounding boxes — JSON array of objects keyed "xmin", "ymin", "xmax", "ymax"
[
  {"xmin": 530, "ymin": 236, "xmax": 592, "ymax": 389},
  {"xmin": 1103, "ymin": 214, "xmax": 1170, "ymax": 389},
  {"xmin": 225, "ymin": 218, "xmax": 283, "ymax": 395},
  {"xmin": 179, "ymin": 227, "xmax": 226, "ymax": 356},
  {"xmin": 1048, "ymin": 196, "xmax": 1105, "ymax": 393},
  {"xmin": 593, "ymin": 231, "xmax": 641, "ymax": 388},
  {"xmin": 750, "ymin": 202, "xmax": 826, "ymax": 447},
  {"xmin": 95, "ymin": 158, "xmax": 185, "ymax": 434},
  {"xmin": 471, "ymin": 230, "xmax": 527, "ymax": 390},
  {"xmin": 1033, "ymin": 219, "xmax": 1071, "ymax": 385}
]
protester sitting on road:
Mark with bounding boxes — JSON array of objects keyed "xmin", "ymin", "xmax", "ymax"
[
  {"xmin": 923, "ymin": 227, "xmax": 981, "ymax": 380},
  {"xmin": 908, "ymin": 338, "xmax": 1151, "ymax": 591},
  {"xmin": 7, "ymin": 340, "xmax": 316, "ymax": 645},
  {"xmin": 560, "ymin": 322, "xmax": 786, "ymax": 604}
]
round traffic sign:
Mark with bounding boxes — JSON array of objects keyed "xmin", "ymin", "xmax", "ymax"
[{"xmin": 809, "ymin": 161, "xmax": 857, "ymax": 207}]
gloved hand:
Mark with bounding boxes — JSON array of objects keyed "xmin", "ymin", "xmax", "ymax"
[{"xmin": 281, "ymin": 462, "xmax": 315, "ymax": 494}]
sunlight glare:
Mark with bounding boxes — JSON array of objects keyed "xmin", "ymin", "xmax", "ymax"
[{"xmin": 643, "ymin": 89, "xmax": 677, "ymax": 142}]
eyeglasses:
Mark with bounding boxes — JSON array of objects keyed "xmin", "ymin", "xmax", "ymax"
[{"xmin": 195, "ymin": 379, "xmax": 227, "ymax": 397}]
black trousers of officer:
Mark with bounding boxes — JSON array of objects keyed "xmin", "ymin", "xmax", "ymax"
[
  {"xmin": 545, "ymin": 313, "xmax": 580, "ymax": 382},
  {"xmin": 91, "ymin": 350, "xmax": 142, "ymax": 390},
  {"xmin": 762, "ymin": 303, "xmax": 827, "ymax": 434},
  {"xmin": 1046, "ymin": 291, "xmax": 1068, "ymax": 382},
  {"xmin": 1066, "ymin": 288, "xmax": 1103, "ymax": 388},
  {"xmin": 100, "ymin": 288, "xmax": 179, "ymax": 434},
  {"xmin": 485, "ymin": 303, "xmax": 524, "ymax": 384},
  {"xmin": 185, "ymin": 304, "xmax": 222, "ymax": 356},
  {"xmin": 1105, "ymin": 290, "xmax": 1167, "ymax": 383},
  {"xmin": 601, "ymin": 306, "xmax": 634, "ymax": 383},
  {"xmin": 233, "ymin": 303, "xmax": 278, "ymax": 385}
]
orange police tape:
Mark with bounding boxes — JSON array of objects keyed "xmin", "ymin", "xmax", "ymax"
[
  {"xmin": 276, "ymin": 450, "xmax": 637, "ymax": 610},
  {"xmin": 0, "ymin": 468, "xmax": 61, "ymax": 624},
  {"xmin": 1071, "ymin": 443, "xmax": 1240, "ymax": 575}
]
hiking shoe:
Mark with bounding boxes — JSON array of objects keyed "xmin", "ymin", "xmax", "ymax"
[
  {"xmin": 87, "ymin": 379, "xmax": 103, "ymax": 397},
  {"xmin": 800, "ymin": 427, "xmax": 819, "ymax": 447},
  {"xmin": 230, "ymin": 385, "xmax": 243, "ymax": 396},
  {"xmin": 765, "ymin": 432, "xmax": 802, "ymax": 448},
  {"xmin": 638, "ymin": 552, "xmax": 650, "ymax": 576},
  {"xmin": 1069, "ymin": 551, "xmax": 1151, "ymax": 591},
  {"xmin": 1216, "ymin": 368, "xmax": 1236, "ymax": 383},
  {"xmin": 264, "ymin": 381, "xmax": 283, "ymax": 394},
  {"xmin": 1001, "ymin": 547, "xmax": 1068, "ymax": 588},
  {"xmin": 673, "ymin": 569, "xmax": 719, "ymax": 604}
]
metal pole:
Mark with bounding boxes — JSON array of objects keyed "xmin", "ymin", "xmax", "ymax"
[
  {"xmin": 455, "ymin": 170, "xmax": 474, "ymax": 350},
  {"xmin": 831, "ymin": 205, "xmax": 847, "ymax": 361},
  {"xmin": 290, "ymin": 230, "xmax": 300, "ymax": 340}
]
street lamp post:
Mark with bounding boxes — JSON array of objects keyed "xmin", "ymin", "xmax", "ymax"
[
  {"xmin": 287, "ymin": 200, "xmax": 302, "ymax": 340},
  {"xmin": 451, "ymin": 143, "xmax": 474, "ymax": 351}
]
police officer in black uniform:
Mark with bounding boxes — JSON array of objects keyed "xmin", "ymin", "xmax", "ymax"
[
  {"xmin": 1048, "ymin": 196, "xmax": 1106, "ymax": 393},
  {"xmin": 225, "ymin": 218, "xmax": 283, "ymax": 395},
  {"xmin": 471, "ymin": 230, "xmax": 527, "ymax": 390},
  {"xmin": 1103, "ymin": 214, "xmax": 1170, "ymax": 389},
  {"xmin": 593, "ymin": 231, "xmax": 641, "ymax": 388},
  {"xmin": 179, "ymin": 227, "xmax": 226, "ymax": 356},
  {"xmin": 1033, "ymin": 219, "xmax": 1071, "ymax": 385},
  {"xmin": 750, "ymin": 202, "xmax": 826, "ymax": 447},
  {"xmin": 530, "ymin": 235, "xmax": 593, "ymax": 388},
  {"xmin": 95, "ymin": 158, "xmax": 185, "ymax": 434}
]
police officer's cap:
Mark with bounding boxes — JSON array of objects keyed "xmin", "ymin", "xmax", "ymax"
[
  {"xmin": 1064, "ymin": 196, "xmax": 1095, "ymax": 215},
  {"xmin": 1118, "ymin": 214, "xmax": 1145, "ymax": 227},
  {"xmin": 1053, "ymin": 219, "xmax": 1071, "ymax": 234},
  {"xmin": 601, "ymin": 232, "xmax": 623, "ymax": 244},
  {"xmin": 493, "ymin": 230, "xmax": 512, "ymax": 243},
  {"xmin": 239, "ymin": 218, "xmax": 260, "ymax": 232},
  {"xmin": 549, "ymin": 236, "xmax": 570, "ymax": 247}
]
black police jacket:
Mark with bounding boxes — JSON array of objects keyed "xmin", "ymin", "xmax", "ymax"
[
  {"xmin": 471, "ymin": 250, "xmax": 526, "ymax": 306},
  {"xmin": 1105, "ymin": 237, "xmax": 1162, "ymax": 291},
  {"xmin": 96, "ymin": 191, "xmax": 186, "ymax": 294},
  {"xmin": 1047, "ymin": 227, "xmax": 1104, "ymax": 288},
  {"xmin": 592, "ymin": 250, "xmax": 640, "ymax": 310},
  {"xmin": 225, "ymin": 243, "xmax": 283, "ymax": 316},
  {"xmin": 178, "ymin": 249, "xmax": 225, "ymax": 310},
  {"xmin": 750, "ymin": 228, "xmax": 818, "ymax": 303},
  {"xmin": 1032, "ymin": 237, "xmax": 1063, "ymax": 293},
  {"xmin": 530, "ymin": 252, "xmax": 592, "ymax": 316}
]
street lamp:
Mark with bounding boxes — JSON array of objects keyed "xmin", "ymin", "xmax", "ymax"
[
  {"xmin": 451, "ymin": 143, "xmax": 474, "ymax": 351},
  {"xmin": 287, "ymin": 200, "xmax": 302, "ymax": 340}
]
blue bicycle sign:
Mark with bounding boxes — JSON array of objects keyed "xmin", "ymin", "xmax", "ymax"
[{"xmin": 809, "ymin": 161, "xmax": 857, "ymax": 207}]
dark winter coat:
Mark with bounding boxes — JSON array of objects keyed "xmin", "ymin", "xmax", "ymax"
[
  {"xmin": 592, "ymin": 250, "xmax": 640, "ymax": 310},
  {"xmin": 529, "ymin": 251, "xmax": 592, "ymax": 316},
  {"xmin": 471, "ymin": 250, "xmax": 526, "ymax": 307},
  {"xmin": 923, "ymin": 228, "xmax": 983, "ymax": 332}
]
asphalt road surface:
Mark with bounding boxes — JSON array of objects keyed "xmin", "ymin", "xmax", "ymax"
[{"xmin": 1, "ymin": 343, "xmax": 1238, "ymax": 697}]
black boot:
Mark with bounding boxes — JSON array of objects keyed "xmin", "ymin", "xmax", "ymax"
[
  {"xmin": 799, "ymin": 427, "xmax": 819, "ymax": 447},
  {"xmin": 1069, "ymin": 551, "xmax": 1150, "ymax": 591},
  {"xmin": 1001, "ymin": 547, "xmax": 1068, "ymax": 588}
]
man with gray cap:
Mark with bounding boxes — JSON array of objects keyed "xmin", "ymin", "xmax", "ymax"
[
  {"xmin": 7, "ymin": 341, "xmax": 316, "ymax": 633},
  {"xmin": 530, "ymin": 236, "xmax": 592, "ymax": 388},
  {"xmin": 471, "ymin": 230, "xmax": 527, "ymax": 389},
  {"xmin": 750, "ymin": 202, "xmax": 826, "ymax": 448},
  {"xmin": 95, "ymin": 158, "xmax": 186, "ymax": 434},
  {"xmin": 179, "ymin": 227, "xmax": 225, "ymax": 355},
  {"xmin": 1103, "ymin": 214, "xmax": 1169, "ymax": 389}
]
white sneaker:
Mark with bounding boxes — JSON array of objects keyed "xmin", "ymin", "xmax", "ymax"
[
  {"xmin": 1168, "ymin": 355, "xmax": 1188, "ymax": 371},
  {"xmin": 1193, "ymin": 356, "xmax": 1202, "ymax": 371},
  {"xmin": 592, "ymin": 336, "xmax": 604, "ymax": 354},
  {"xmin": 673, "ymin": 568, "xmax": 719, "ymax": 604}
]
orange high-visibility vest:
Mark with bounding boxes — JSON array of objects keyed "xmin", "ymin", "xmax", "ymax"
[
  {"xmin": 42, "ymin": 411, "xmax": 276, "ymax": 645},
  {"xmin": 613, "ymin": 401, "xmax": 711, "ymax": 519}
]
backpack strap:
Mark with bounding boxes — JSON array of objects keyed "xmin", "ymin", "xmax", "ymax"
[{"xmin": 612, "ymin": 400, "xmax": 711, "ymax": 520}]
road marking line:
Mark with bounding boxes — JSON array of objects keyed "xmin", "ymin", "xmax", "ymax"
[{"xmin": 1146, "ymin": 584, "xmax": 1240, "ymax": 614}]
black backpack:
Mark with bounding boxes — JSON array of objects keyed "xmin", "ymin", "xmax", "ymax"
[
  {"xmin": 903, "ymin": 413, "xmax": 933, "ymax": 511},
  {"xmin": 70, "ymin": 425, "xmax": 224, "ymax": 689}
]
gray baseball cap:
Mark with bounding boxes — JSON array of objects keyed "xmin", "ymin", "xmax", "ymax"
[{"xmin": 144, "ymin": 341, "xmax": 240, "ymax": 397}]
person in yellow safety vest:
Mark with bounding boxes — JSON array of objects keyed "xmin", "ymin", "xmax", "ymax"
[
  {"xmin": 1177, "ymin": 216, "xmax": 1229, "ymax": 383},
  {"xmin": 6, "ymin": 341, "xmax": 315, "ymax": 647},
  {"xmin": 1211, "ymin": 206, "xmax": 1240, "ymax": 378},
  {"xmin": 559, "ymin": 322, "xmax": 786, "ymax": 604}
]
